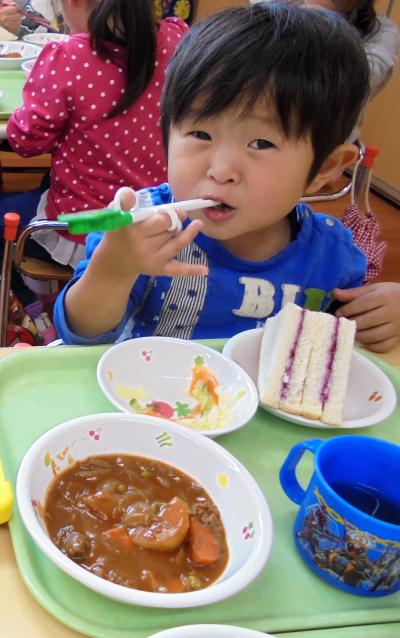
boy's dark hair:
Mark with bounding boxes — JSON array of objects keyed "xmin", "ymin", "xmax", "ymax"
[
  {"xmin": 161, "ymin": 2, "xmax": 370, "ymax": 181},
  {"xmin": 88, "ymin": 0, "xmax": 156, "ymax": 117}
]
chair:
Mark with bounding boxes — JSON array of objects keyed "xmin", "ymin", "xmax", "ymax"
[
  {"xmin": 300, "ymin": 144, "xmax": 364, "ymax": 204},
  {"xmin": 13, "ymin": 219, "xmax": 73, "ymax": 282},
  {"xmin": 0, "ymin": 215, "xmax": 73, "ymax": 346}
]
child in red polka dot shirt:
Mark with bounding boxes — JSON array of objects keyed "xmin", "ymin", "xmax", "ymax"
[{"xmin": 5, "ymin": 0, "xmax": 188, "ymax": 267}]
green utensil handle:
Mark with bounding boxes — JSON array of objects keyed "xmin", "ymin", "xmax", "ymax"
[{"xmin": 57, "ymin": 209, "xmax": 133, "ymax": 234}]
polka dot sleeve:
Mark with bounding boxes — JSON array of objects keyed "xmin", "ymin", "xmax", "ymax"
[{"xmin": 7, "ymin": 42, "xmax": 73, "ymax": 156}]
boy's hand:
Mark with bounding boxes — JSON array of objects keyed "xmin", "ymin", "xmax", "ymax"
[
  {"xmin": 334, "ymin": 283, "xmax": 400, "ymax": 353},
  {"xmin": 0, "ymin": 1, "xmax": 21, "ymax": 33},
  {"xmin": 97, "ymin": 193, "xmax": 208, "ymax": 281},
  {"xmin": 65, "ymin": 191, "xmax": 207, "ymax": 339}
]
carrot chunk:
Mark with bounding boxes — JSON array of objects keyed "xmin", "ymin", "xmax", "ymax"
[
  {"xmin": 164, "ymin": 576, "xmax": 186, "ymax": 593},
  {"xmin": 189, "ymin": 516, "xmax": 220, "ymax": 565},
  {"xmin": 103, "ymin": 525, "xmax": 134, "ymax": 549}
]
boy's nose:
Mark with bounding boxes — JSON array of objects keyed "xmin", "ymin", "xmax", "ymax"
[{"xmin": 206, "ymin": 153, "xmax": 240, "ymax": 185}]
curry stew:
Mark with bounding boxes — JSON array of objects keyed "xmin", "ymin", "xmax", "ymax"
[
  {"xmin": 44, "ymin": 454, "xmax": 229, "ymax": 593},
  {"xmin": 0, "ymin": 52, "xmax": 22, "ymax": 58}
]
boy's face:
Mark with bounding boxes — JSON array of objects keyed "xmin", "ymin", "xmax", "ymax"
[{"xmin": 167, "ymin": 99, "xmax": 316, "ymax": 260}]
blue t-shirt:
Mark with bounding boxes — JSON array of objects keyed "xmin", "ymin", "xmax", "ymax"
[{"xmin": 54, "ymin": 183, "xmax": 366, "ymax": 345}]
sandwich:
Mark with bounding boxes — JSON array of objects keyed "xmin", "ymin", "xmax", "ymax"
[{"xmin": 258, "ymin": 303, "xmax": 356, "ymax": 426}]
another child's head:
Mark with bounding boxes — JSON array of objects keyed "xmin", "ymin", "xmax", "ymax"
[
  {"xmin": 160, "ymin": 2, "xmax": 369, "ymax": 254},
  {"xmin": 304, "ymin": 1, "xmax": 378, "ymax": 37},
  {"xmin": 60, "ymin": 0, "xmax": 156, "ymax": 115}
]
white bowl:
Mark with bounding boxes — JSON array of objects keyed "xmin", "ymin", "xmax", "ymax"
[
  {"xmin": 223, "ymin": 328, "xmax": 397, "ymax": 429},
  {"xmin": 23, "ymin": 33, "xmax": 70, "ymax": 47},
  {"xmin": 149, "ymin": 626, "xmax": 275, "ymax": 638},
  {"xmin": 0, "ymin": 41, "xmax": 41, "ymax": 69},
  {"xmin": 21, "ymin": 58, "xmax": 36, "ymax": 78},
  {"xmin": 97, "ymin": 337, "xmax": 259, "ymax": 437},
  {"xmin": 16, "ymin": 412, "xmax": 273, "ymax": 608}
]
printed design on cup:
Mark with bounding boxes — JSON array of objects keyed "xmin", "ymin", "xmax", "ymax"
[{"xmin": 296, "ymin": 488, "xmax": 400, "ymax": 593}]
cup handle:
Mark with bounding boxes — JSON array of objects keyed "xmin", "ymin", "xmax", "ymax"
[{"xmin": 279, "ymin": 438, "xmax": 323, "ymax": 505}]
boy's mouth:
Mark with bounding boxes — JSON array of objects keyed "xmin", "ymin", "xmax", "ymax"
[{"xmin": 203, "ymin": 201, "xmax": 236, "ymax": 223}]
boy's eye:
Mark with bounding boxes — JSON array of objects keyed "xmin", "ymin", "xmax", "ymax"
[
  {"xmin": 249, "ymin": 139, "xmax": 274, "ymax": 150},
  {"xmin": 190, "ymin": 130, "xmax": 211, "ymax": 141}
]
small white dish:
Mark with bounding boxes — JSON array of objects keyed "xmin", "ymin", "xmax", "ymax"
[
  {"xmin": 148, "ymin": 625, "xmax": 275, "ymax": 638},
  {"xmin": 21, "ymin": 58, "xmax": 36, "ymax": 78},
  {"xmin": 0, "ymin": 41, "xmax": 41, "ymax": 69},
  {"xmin": 17, "ymin": 412, "xmax": 273, "ymax": 608},
  {"xmin": 0, "ymin": 89, "xmax": 4, "ymax": 101},
  {"xmin": 97, "ymin": 337, "xmax": 259, "ymax": 437},
  {"xmin": 222, "ymin": 328, "xmax": 397, "ymax": 429},
  {"xmin": 23, "ymin": 33, "xmax": 70, "ymax": 47}
]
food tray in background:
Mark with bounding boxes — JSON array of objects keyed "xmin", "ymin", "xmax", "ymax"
[
  {"xmin": 0, "ymin": 344, "xmax": 400, "ymax": 638},
  {"xmin": 0, "ymin": 69, "xmax": 25, "ymax": 119}
]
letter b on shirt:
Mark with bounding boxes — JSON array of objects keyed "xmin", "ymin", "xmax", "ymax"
[{"xmin": 233, "ymin": 277, "xmax": 275, "ymax": 318}]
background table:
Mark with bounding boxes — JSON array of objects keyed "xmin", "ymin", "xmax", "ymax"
[
  {"xmin": 0, "ymin": 69, "xmax": 25, "ymax": 139},
  {"xmin": 0, "ymin": 343, "xmax": 399, "ymax": 638}
]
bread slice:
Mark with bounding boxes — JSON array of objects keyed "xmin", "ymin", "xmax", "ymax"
[
  {"xmin": 258, "ymin": 303, "xmax": 302, "ymax": 409},
  {"xmin": 258, "ymin": 303, "xmax": 355, "ymax": 425},
  {"xmin": 321, "ymin": 316, "xmax": 356, "ymax": 425}
]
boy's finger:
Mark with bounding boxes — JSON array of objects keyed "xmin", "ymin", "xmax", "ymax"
[
  {"xmin": 136, "ymin": 208, "xmax": 187, "ymax": 237},
  {"xmin": 333, "ymin": 286, "xmax": 373, "ymax": 302},
  {"xmin": 333, "ymin": 285, "xmax": 386, "ymax": 306},
  {"xmin": 359, "ymin": 336, "xmax": 399, "ymax": 354},
  {"xmin": 159, "ymin": 219, "xmax": 203, "ymax": 261},
  {"xmin": 336, "ymin": 292, "xmax": 382, "ymax": 318},
  {"xmin": 347, "ymin": 305, "xmax": 387, "ymax": 330},
  {"xmin": 356, "ymin": 321, "xmax": 397, "ymax": 345},
  {"xmin": 120, "ymin": 194, "xmax": 136, "ymax": 211}
]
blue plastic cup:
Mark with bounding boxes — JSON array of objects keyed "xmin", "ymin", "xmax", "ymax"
[{"xmin": 280, "ymin": 435, "xmax": 400, "ymax": 596}]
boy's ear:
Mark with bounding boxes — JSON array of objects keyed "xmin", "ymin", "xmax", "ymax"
[{"xmin": 305, "ymin": 144, "xmax": 360, "ymax": 194}]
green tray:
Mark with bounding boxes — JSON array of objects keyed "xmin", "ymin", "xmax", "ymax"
[
  {"xmin": 0, "ymin": 69, "xmax": 24, "ymax": 120},
  {"xmin": 0, "ymin": 344, "xmax": 400, "ymax": 638}
]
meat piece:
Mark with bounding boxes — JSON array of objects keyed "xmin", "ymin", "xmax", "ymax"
[{"xmin": 62, "ymin": 531, "xmax": 91, "ymax": 559}]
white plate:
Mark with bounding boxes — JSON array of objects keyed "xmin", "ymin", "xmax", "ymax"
[
  {"xmin": 17, "ymin": 412, "xmax": 273, "ymax": 608},
  {"xmin": 21, "ymin": 58, "xmax": 37, "ymax": 77},
  {"xmin": 97, "ymin": 337, "xmax": 259, "ymax": 437},
  {"xmin": 148, "ymin": 625, "xmax": 275, "ymax": 638},
  {"xmin": 23, "ymin": 33, "xmax": 70, "ymax": 47},
  {"xmin": 222, "ymin": 328, "xmax": 397, "ymax": 429},
  {"xmin": 0, "ymin": 89, "xmax": 4, "ymax": 100},
  {"xmin": 0, "ymin": 40, "xmax": 41, "ymax": 69}
]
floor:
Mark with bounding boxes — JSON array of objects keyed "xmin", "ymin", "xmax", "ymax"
[{"xmin": 1, "ymin": 152, "xmax": 399, "ymax": 283}]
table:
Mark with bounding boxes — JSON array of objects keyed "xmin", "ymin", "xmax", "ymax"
[
  {"xmin": 0, "ymin": 69, "xmax": 25, "ymax": 139},
  {"xmin": 0, "ymin": 343, "xmax": 400, "ymax": 638}
]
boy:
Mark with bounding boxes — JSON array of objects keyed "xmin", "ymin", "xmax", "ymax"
[{"xmin": 54, "ymin": 2, "xmax": 372, "ymax": 345}]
